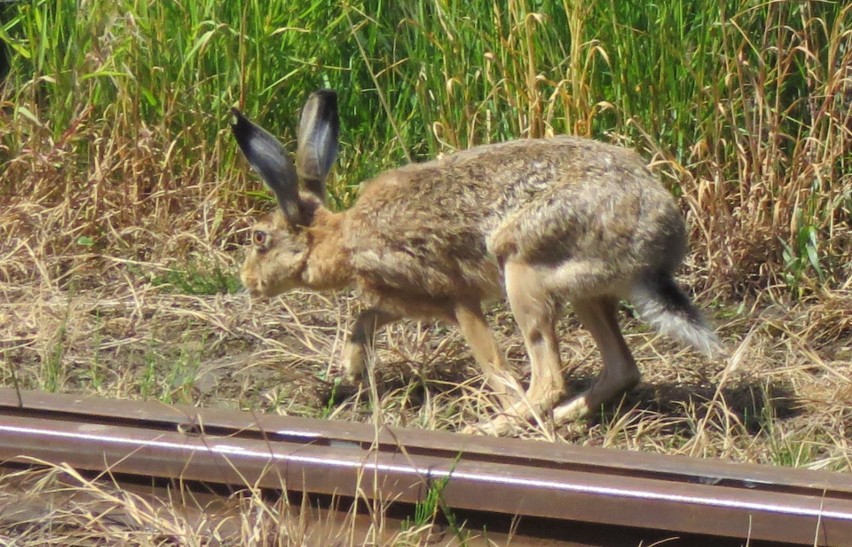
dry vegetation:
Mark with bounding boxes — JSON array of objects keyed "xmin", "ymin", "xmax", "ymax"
[
  {"xmin": 1, "ymin": 209, "xmax": 849, "ymax": 544},
  {"xmin": 0, "ymin": 0, "xmax": 850, "ymax": 544},
  {"xmin": 0, "ymin": 462, "xmax": 475, "ymax": 545}
]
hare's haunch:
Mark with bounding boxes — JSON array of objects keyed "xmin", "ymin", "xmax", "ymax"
[{"xmin": 232, "ymin": 90, "xmax": 720, "ymax": 435}]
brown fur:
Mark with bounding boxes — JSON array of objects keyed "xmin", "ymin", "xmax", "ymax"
[{"xmin": 232, "ymin": 92, "xmax": 719, "ymax": 435}]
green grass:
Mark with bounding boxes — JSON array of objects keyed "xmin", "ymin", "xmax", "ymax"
[
  {"xmin": 403, "ymin": 454, "xmax": 465, "ymax": 542},
  {"xmin": 41, "ymin": 324, "xmax": 65, "ymax": 393},
  {"xmin": 40, "ymin": 304, "xmax": 71, "ymax": 393},
  {"xmin": 135, "ymin": 333, "xmax": 207, "ymax": 403},
  {"xmin": 138, "ymin": 336, "xmax": 159, "ymax": 400},
  {"xmin": 1, "ymin": 0, "xmax": 849, "ymax": 297},
  {"xmin": 85, "ymin": 312, "xmax": 105, "ymax": 390}
]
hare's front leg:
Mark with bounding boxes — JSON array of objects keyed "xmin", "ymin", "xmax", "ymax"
[
  {"xmin": 454, "ymin": 301, "xmax": 524, "ymax": 406},
  {"xmin": 342, "ymin": 309, "xmax": 399, "ymax": 382}
]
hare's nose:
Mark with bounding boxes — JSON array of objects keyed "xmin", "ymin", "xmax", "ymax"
[{"xmin": 240, "ymin": 273, "xmax": 260, "ymax": 295}]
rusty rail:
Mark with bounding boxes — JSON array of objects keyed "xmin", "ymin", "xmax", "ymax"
[{"xmin": 1, "ymin": 387, "xmax": 851, "ymax": 545}]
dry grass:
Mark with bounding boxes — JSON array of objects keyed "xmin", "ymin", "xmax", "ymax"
[
  {"xmin": 2, "ymin": 193, "xmax": 850, "ymax": 542},
  {"xmin": 0, "ymin": 462, "xmax": 474, "ymax": 546}
]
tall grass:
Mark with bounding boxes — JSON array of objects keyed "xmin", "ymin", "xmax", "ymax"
[{"xmin": 0, "ymin": 0, "xmax": 849, "ymax": 297}]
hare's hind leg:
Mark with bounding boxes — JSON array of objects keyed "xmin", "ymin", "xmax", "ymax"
[
  {"xmin": 505, "ymin": 260, "xmax": 567, "ymax": 410},
  {"xmin": 471, "ymin": 260, "xmax": 567, "ymax": 435},
  {"xmin": 552, "ymin": 296, "xmax": 640, "ymax": 423}
]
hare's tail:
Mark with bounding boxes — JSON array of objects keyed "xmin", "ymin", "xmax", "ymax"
[{"xmin": 629, "ymin": 274, "xmax": 722, "ymax": 358}]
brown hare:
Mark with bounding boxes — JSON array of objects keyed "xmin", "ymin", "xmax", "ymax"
[{"xmin": 232, "ymin": 89, "xmax": 720, "ymax": 435}]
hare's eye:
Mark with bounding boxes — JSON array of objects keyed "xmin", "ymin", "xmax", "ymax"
[{"xmin": 252, "ymin": 231, "xmax": 267, "ymax": 247}]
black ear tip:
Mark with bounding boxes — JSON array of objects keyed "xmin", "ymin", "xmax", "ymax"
[
  {"xmin": 230, "ymin": 108, "xmax": 253, "ymax": 140},
  {"xmin": 313, "ymin": 89, "xmax": 337, "ymax": 102},
  {"xmin": 230, "ymin": 107, "xmax": 248, "ymax": 129},
  {"xmin": 308, "ymin": 89, "xmax": 339, "ymax": 116}
]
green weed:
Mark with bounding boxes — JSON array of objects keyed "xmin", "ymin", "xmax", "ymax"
[
  {"xmin": 40, "ymin": 304, "xmax": 72, "ymax": 393},
  {"xmin": 150, "ymin": 263, "xmax": 241, "ymax": 296},
  {"xmin": 139, "ymin": 336, "xmax": 158, "ymax": 400},
  {"xmin": 162, "ymin": 341, "xmax": 203, "ymax": 404},
  {"xmin": 41, "ymin": 327, "xmax": 65, "ymax": 393},
  {"xmin": 86, "ymin": 312, "xmax": 105, "ymax": 391},
  {"xmin": 402, "ymin": 454, "xmax": 465, "ymax": 541}
]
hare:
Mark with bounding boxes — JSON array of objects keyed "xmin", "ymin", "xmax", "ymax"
[{"xmin": 231, "ymin": 89, "xmax": 720, "ymax": 435}]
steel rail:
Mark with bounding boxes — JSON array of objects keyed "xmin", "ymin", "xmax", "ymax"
[{"xmin": 1, "ymin": 388, "xmax": 850, "ymax": 545}]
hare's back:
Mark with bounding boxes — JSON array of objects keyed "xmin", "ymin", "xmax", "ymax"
[
  {"xmin": 349, "ymin": 135, "xmax": 677, "ymax": 244},
  {"xmin": 352, "ymin": 136, "xmax": 644, "ymax": 218},
  {"xmin": 344, "ymin": 136, "xmax": 682, "ymax": 297}
]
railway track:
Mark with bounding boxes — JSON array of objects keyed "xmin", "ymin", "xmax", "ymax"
[{"xmin": 1, "ymin": 387, "xmax": 850, "ymax": 546}]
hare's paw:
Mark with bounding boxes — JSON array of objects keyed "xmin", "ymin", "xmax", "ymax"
[
  {"xmin": 461, "ymin": 414, "xmax": 524, "ymax": 436},
  {"xmin": 331, "ymin": 341, "xmax": 367, "ymax": 383},
  {"xmin": 460, "ymin": 400, "xmax": 536, "ymax": 436},
  {"xmin": 551, "ymin": 391, "xmax": 595, "ymax": 424}
]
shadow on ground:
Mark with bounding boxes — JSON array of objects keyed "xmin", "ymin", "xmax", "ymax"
[{"xmin": 319, "ymin": 355, "xmax": 802, "ymax": 438}]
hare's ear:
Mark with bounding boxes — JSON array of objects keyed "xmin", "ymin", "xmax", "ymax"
[
  {"xmin": 231, "ymin": 108, "xmax": 303, "ymax": 225},
  {"xmin": 296, "ymin": 89, "xmax": 339, "ymax": 201}
]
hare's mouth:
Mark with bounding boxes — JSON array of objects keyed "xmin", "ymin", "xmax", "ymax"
[
  {"xmin": 240, "ymin": 276, "xmax": 264, "ymax": 298},
  {"xmin": 247, "ymin": 281, "xmax": 274, "ymax": 299},
  {"xmin": 243, "ymin": 279, "xmax": 285, "ymax": 299}
]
